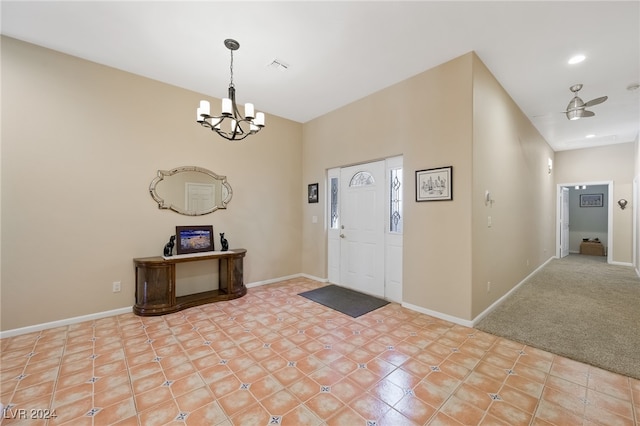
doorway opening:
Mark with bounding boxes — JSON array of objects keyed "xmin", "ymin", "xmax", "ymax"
[
  {"xmin": 327, "ymin": 156, "xmax": 403, "ymax": 302},
  {"xmin": 556, "ymin": 181, "xmax": 613, "ymax": 263}
]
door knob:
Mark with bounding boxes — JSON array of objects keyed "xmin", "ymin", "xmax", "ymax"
[{"xmin": 340, "ymin": 234, "xmax": 345, "ymax": 238}]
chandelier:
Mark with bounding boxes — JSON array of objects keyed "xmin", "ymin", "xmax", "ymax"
[{"xmin": 196, "ymin": 39, "xmax": 265, "ymax": 141}]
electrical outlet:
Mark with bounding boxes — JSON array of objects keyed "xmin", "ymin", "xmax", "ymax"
[
  {"xmin": 487, "ymin": 281, "xmax": 491, "ymax": 293},
  {"xmin": 112, "ymin": 281, "xmax": 121, "ymax": 293}
]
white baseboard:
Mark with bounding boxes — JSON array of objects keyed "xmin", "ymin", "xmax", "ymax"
[
  {"xmin": 401, "ymin": 302, "xmax": 474, "ymax": 328},
  {"xmin": 471, "ymin": 256, "xmax": 555, "ymax": 327},
  {"xmin": 1, "ymin": 273, "xmax": 329, "ymax": 338},
  {"xmin": 245, "ymin": 273, "xmax": 327, "ymax": 289},
  {"xmin": 245, "ymin": 274, "xmax": 300, "ymax": 288},
  {"xmin": 402, "ymin": 257, "xmax": 556, "ymax": 329},
  {"xmin": 610, "ymin": 260, "xmax": 633, "ymax": 267},
  {"xmin": 298, "ymin": 273, "xmax": 329, "ymax": 283},
  {"xmin": 7, "ymin": 259, "xmax": 581, "ymax": 339},
  {"xmin": 0, "ymin": 307, "xmax": 132, "ymax": 339}
]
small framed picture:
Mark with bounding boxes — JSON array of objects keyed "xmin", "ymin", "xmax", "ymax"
[
  {"xmin": 308, "ymin": 183, "xmax": 319, "ymax": 203},
  {"xmin": 416, "ymin": 166, "xmax": 453, "ymax": 202},
  {"xmin": 175, "ymin": 225, "xmax": 214, "ymax": 255},
  {"xmin": 580, "ymin": 193, "xmax": 603, "ymax": 207}
]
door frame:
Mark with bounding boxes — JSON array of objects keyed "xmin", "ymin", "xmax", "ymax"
[
  {"xmin": 559, "ymin": 187, "xmax": 569, "ymax": 258},
  {"xmin": 327, "ymin": 156, "xmax": 403, "ymax": 302},
  {"xmin": 556, "ymin": 181, "xmax": 613, "ymax": 263},
  {"xmin": 634, "ymin": 176, "xmax": 639, "ymax": 274}
]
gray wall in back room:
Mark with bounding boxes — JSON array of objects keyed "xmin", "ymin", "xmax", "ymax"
[{"xmin": 569, "ymin": 184, "xmax": 608, "ymax": 253}]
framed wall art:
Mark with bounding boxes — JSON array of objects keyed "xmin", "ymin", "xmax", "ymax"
[
  {"xmin": 175, "ymin": 225, "xmax": 214, "ymax": 254},
  {"xmin": 580, "ymin": 193, "xmax": 603, "ymax": 207},
  {"xmin": 308, "ymin": 183, "xmax": 319, "ymax": 203},
  {"xmin": 416, "ymin": 166, "xmax": 453, "ymax": 202}
]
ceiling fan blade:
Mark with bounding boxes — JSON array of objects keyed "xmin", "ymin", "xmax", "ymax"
[
  {"xmin": 584, "ymin": 96, "xmax": 608, "ymax": 107},
  {"xmin": 565, "ymin": 109, "xmax": 595, "ymax": 120}
]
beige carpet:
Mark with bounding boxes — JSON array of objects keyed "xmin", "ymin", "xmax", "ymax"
[{"xmin": 475, "ymin": 254, "xmax": 640, "ymax": 380}]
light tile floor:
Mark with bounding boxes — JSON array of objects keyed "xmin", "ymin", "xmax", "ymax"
[{"xmin": 1, "ymin": 278, "xmax": 638, "ymax": 425}]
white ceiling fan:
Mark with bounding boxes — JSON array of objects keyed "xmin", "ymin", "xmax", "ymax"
[{"xmin": 565, "ymin": 84, "xmax": 607, "ymax": 120}]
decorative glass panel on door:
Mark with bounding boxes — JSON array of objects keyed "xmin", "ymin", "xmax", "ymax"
[
  {"xmin": 390, "ymin": 168, "xmax": 403, "ymax": 233},
  {"xmin": 349, "ymin": 171, "xmax": 375, "ymax": 187}
]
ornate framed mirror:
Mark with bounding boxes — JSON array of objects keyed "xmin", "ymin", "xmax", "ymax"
[{"xmin": 149, "ymin": 166, "xmax": 232, "ymax": 215}]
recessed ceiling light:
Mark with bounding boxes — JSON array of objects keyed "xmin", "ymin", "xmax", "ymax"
[{"xmin": 568, "ymin": 54, "xmax": 586, "ymax": 65}]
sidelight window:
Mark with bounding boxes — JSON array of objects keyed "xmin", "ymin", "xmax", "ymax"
[
  {"xmin": 330, "ymin": 177, "xmax": 339, "ymax": 229},
  {"xmin": 390, "ymin": 168, "xmax": 403, "ymax": 233}
]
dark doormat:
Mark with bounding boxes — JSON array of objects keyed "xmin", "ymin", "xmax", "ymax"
[{"xmin": 298, "ymin": 284, "xmax": 389, "ymax": 318}]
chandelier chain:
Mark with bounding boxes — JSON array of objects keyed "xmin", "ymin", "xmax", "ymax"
[{"xmin": 229, "ymin": 49, "xmax": 234, "ymax": 88}]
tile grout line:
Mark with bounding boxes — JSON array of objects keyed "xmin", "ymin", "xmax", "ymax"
[
  {"xmin": 2, "ymin": 279, "xmax": 638, "ymax": 425},
  {"xmin": 118, "ymin": 314, "xmax": 142, "ymax": 426},
  {"xmin": 521, "ymin": 346, "xmax": 553, "ymax": 426}
]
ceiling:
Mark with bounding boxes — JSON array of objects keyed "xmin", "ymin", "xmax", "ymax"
[{"xmin": 2, "ymin": 1, "xmax": 638, "ymax": 152}]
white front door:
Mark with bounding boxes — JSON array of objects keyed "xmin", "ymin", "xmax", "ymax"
[
  {"xmin": 560, "ymin": 187, "xmax": 570, "ymax": 258},
  {"xmin": 339, "ymin": 161, "xmax": 385, "ymax": 297}
]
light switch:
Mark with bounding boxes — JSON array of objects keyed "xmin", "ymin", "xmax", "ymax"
[
  {"xmin": 312, "ymin": 215, "xmax": 318, "ymax": 223},
  {"xmin": 488, "ymin": 216, "xmax": 492, "ymax": 227}
]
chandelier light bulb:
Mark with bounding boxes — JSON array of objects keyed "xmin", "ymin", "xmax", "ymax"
[
  {"xmin": 199, "ymin": 100, "xmax": 210, "ymax": 116},
  {"xmin": 245, "ymin": 103, "xmax": 255, "ymax": 119},
  {"xmin": 221, "ymin": 98, "xmax": 233, "ymax": 116},
  {"xmin": 255, "ymin": 112, "xmax": 265, "ymax": 127}
]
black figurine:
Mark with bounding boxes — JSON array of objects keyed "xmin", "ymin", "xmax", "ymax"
[
  {"xmin": 163, "ymin": 235, "xmax": 175, "ymax": 256},
  {"xmin": 220, "ymin": 233, "xmax": 229, "ymax": 251}
]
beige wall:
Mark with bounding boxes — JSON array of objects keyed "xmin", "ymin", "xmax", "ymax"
[
  {"xmin": 303, "ymin": 53, "xmax": 474, "ymax": 320},
  {"xmin": 1, "ymin": 37, "xmax": 303, "ymax": 331},
  {"xmin": 3, "ymin": 36, "xmax": 623, "ymax": 332},
  {"xmin": 470, "ymin": 55, "xmax": 556, "ymax": 318},
  {"xmin": 302, "ymin": 52, "xmax": 556, "ymax": 322},
  {"xmin": 555, "ymin": 142, "xmax": 635, "ymax": 264}
]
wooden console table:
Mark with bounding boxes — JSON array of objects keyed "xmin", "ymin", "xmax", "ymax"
[{"xmin": 133, "ymin": 248, "xmax": 246, "ymax": 316}]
